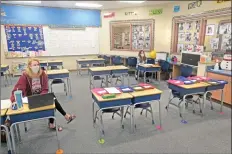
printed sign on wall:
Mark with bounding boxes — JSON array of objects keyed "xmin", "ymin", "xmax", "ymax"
[
  {"xmin": 173, "ymin": 5, "xmax": 180, "ymax": 13},
  {"xmin": 188, "ymin": 0, "xmax": 202, "ymax": 10},
  {"xmin": 149, "ymin": 8, "xmax": 163, "ymax": 15},
  {"xmin": 125, "ymin": 12, "xmax": 137, "ymax": 16},
  {"xmin": 104, "ymin": 12, "xmax": 115, "ymax": 18}
]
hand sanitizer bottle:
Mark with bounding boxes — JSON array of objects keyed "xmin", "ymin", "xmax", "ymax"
[{"xmin": 214, "ymin": 59, "xmax": 219, "ymax": 71}]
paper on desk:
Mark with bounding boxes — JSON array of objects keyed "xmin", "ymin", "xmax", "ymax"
[
  {"xmin": 1, "ymin": 99, "xmax": 11, "ymax": 109},
  {"xmin": 122, "ymin": 88, "xmax": 131, "ymax": 91},
  {"xmin": 104, "ymin": 87, "xmax": 121, "ymax": 94},
  {"xmin": 22, "ymin": 97, "xmax": 28, "ymax": 104}
]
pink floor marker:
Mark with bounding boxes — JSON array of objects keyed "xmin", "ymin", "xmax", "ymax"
[
  {"xmin": 156, "ymin": 126, "xmax": 162, "ymax": 130},
  {"xmin": 219, "ymin": 112, "xmax": 224, "ymax": 115}
]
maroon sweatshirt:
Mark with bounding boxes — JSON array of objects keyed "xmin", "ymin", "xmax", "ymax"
[{"xmin": 10, "ymin": 70, "xmax": 49, "ymax": 102}]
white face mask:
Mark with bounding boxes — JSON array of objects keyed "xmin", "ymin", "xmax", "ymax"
[
  {"xmin": 31, "ymin": 66, "xmax": 40, "ymax": 74},
  {"xmin": 141, "ymin": 53, "xmax": 145, "ymax": 57}
]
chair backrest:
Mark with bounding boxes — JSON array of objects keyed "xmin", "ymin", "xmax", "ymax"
[
  {"xmin": 147, "ymin": 58, "xmax": 155, "ymax": 64},
  {"xmin": 159, "ymin": 60, "xmax": 170, "ymax": 72},
  {"xmin": 112, "ymin": 56, "xmax": 122, "ymax": 65},
  {"xmin": 98, "ymin": 55, "xmax": 103, "ymax": 58},
  {"xmin": 103, "ymin": 55, "xmax": 110, "ymax": 63},
  {"xmin": 180, "ymin": 65, "xmax": 193, "ymax": 77},
  {"xmin": 50, "ymin": 66, "xmax": 59, "ymax": 70},
  {"xmin": 127, "ymin": 57, "xmax": 137, "ymax": 67}
]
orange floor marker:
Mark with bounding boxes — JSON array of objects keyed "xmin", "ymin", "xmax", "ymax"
[{"xmin": 56, "ymin": 149, "xmax": 64, "ymax": 154}]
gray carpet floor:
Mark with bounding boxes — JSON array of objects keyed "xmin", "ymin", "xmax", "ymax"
[{"xmin": 1, "ymin": 72, "xmax": 231, "ymax": 154}]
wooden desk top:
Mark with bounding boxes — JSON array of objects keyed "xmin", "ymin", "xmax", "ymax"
[
  {"xmin": 77, "ymin": 58, "xmax": 104, "ymax": 62},
  {"xmin": 179, "ymin": 82, "xmax": 210, "ymax": 89},
  {"xmin": 47, "ymin": 60, "xmax": 63, "ymax": 63},
  {"xmin": 39, "ymin": 60, "xmax": 47, "ymax": 64},
  {"xmin": 92, "ymin": 92, "xmax": 133, "ymax": 102},
  {"xmin": 129, "ymin": 89, "xmax": 163, "ymax": 97},
  {"xmin": 6, "ymin": 104, "xmax": 55, "ymax": 116},
  {"xmin": 46, "ymin": 69, "xmax": 69, "ymax": 75},
  {"xmin": 1, "ymin": 109, "xmax": 8, "ymax": 116},
  {"xmin": 138, "ymin": 64, "xmax": 160, "ymax": 68},
  {"xmin": 106, "ymin": 65, "xmax": 129, "ymax": 70},
  {"xmin": 1, "ymin": 64, "xmax": 9, "ymax": 68},
  {"xmin": 89, "ymin": 67, "xmax": 110, "ymax": 71}
]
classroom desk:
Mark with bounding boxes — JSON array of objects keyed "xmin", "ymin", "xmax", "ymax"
[
  {"xmin": 47, "ymin": 60, "xmax": 63, "ymax": 67},
  {"xmin": 129, "ymin": 89, "xmax": 163, "ymax": 132},
  {"xmin": 89, "ymin": 66, "xmax": 129, "ymax": 88},
  {"xmin": 167, "ymin": 82, "xmax": 210, "ymax": 122},
  {"xmin": 1, "ymin": 64, "xmax": 12, "ymax": 87},
  {"xmin": 40, "ymin": 60, "xmax": 48, "ymax": 68},
  {"xmin": 1, "ymin": 108, "xmax": 12, "ymax": 154},
  {"xmin": 46, "ymin": 69, "xmax": 72, "ymax": 96},
  {"xmin": 7, "ymin": 104, "xmax": 60, "ymax": 153},
  {"xmin": 76, "ymin": 58, "xmax": 105, "ymax": 75},
  {"xmin": 91, "ymin": 91, "xmax": 133, "ymax": 142},
  {"xmin": 137, "ymin": 64, "xmax": 161, "ymax": 83}
]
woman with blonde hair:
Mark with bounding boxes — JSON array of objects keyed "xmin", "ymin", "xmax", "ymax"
[{"xmin": 10, "ymin": 58, "xmax": 75, "ymax": 131}]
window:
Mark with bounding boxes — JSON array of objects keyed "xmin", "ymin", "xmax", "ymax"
[{"xmin": 110, "ymin": 19, "xmax": 154, "ymax": 52}]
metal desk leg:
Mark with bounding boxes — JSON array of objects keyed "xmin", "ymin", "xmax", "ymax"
[
  {"xmin": 180, "ymin": 96, "xmax": 187, "ymax": 123},
  {"xmin": 67, "ymin": 78, "xmax": 72, "ymax": 96},
  {"xmin": 157, "ymin": 100, "xmax": 162, "ymax": 129},
  {"xmin": 99, "ymin": 110, "xmax": 105, "ymax": 140},
  {"xmin": 7, "ymin": 70, "xmax": 12, "ymax": 85},
  {"xmin": 201, "ymin": 92, "xmax": 207, "ymax": 116},
  {"xmin": 24, "ymin": 123, "xmax": 27, "ymax": 132},
  {"xmin": 137, "ymin": 70, "xmax": 140, "ymax": 84},
  {"xmin": 120, "ymin": 107, "xmax": 124, "ymax": 129},
  {"xmin": 220, "ymin": 89, "xmax": 224, "ymax": 113},
  {"xmin": 10, "ymin": 124, "xmax": 16, "ymax": 152},
  {"xmin": 130, "ymin": 105, "xmax": 135, "ymax": 133},
  {"xmin": 106, "ymin": 75, "xmax": 109, "ymax": 87},
  {"xmin": 144, "ymin": 71, "xmax": 146, "ymax": 83},
  {"xmin": 92, "ymin": 101, "xmax": 95, "ymax": 126}
]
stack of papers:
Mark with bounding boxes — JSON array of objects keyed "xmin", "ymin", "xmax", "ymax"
[
  {"xmin": 104, "ymin": 87, "xmax": 121, "ymax": 94},
  {"xmin": 1, "ymin": 99, "xmax": 11, "ymax": 110}
]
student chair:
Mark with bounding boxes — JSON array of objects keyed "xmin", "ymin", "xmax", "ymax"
[
  {"xmin": 111, "ymin": 56, "xmax": 124, "ymax": 85},
  {"xmin": 90, "ymin": 63, "xmax": 106, "ymax": 89},
  {"xmin": 147, "ymin": 58, "xmax": 155, "ymax": 64},
  {"xmin": 112, "ymin": 56, "xmax": 123, "ymax": 65},
  {"xmin": 50, "ymin": 66, "xmax": 67, "ymax": 95},
  {"xmin": 124, "ymin": 103, "xmax": 155, "ymax": 127},
  {"xmin": 159, "ymin": 60, "xmax": 172, "ymax": 80},
  {"xmin": 127, "ymin": 57, "xmax": 137, "ymax": 76},
  {"xmin": 103, "ymin": 55, "xmax": 111, "ymax": 66},
  {"xmin": 165, "ymin": 64, "xmax": 194, "ymax": 117}
]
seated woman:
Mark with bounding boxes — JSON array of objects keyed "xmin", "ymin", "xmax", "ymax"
[
  {"xmin": 10, "ymin": 58, "xmax": 75, "ymax": 131},
  {"xmin": 135, "ymin": 50, "xmax": 151, "ymax": 82}
]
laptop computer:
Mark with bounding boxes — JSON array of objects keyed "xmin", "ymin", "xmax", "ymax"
[{"xmin": 27, "ymin": 93, "xmax": 54, "ymax": 109}]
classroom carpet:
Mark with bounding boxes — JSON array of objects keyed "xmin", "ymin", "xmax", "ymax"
[{"xmin": 1, "ymin": 72, "xmax": 231, "ymax": 154}]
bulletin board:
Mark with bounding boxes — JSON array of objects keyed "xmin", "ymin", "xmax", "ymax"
[{"xmin": 4, "ymin": 25, "xmax": 45, "ymax": 52}]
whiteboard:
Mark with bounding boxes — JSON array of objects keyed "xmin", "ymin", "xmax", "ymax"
[
  {"xmin": 43, "ymin": 27, "xmax": 99, "ymax": 56},
  {"xmin": 1, "ymin": 25, "xmax": 99, "ymax": 56}
]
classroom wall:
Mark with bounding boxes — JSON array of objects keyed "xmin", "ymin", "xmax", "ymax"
[
  {"xmin": 99, "ymin": 1, "xmax": 231, "ymax": 58},
  {"xmin": 1, "ymin": 1, "xmax": 230, "ymax": 70}
]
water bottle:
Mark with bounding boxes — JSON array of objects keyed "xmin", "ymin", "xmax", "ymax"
[{"xmin": 14, "ymin": 89, "xmax": 23, "ymax": 110}]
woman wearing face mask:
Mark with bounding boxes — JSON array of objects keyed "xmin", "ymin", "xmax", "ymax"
[
  {"xmin": 10, "ymin": 58, "xmax": 75, "ymax": 131},
  {"xmin": 135, "ymin": 50, "xmax": 151, "ymax": 82}
]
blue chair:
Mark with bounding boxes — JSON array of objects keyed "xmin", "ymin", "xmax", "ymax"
[
  {"xmin": 103, "ymin": 55, "xmax": 110, "ymax": 66},
  {"xmin": 127, "ymin": 57, "xmax": 137, "ymax": 75},
  {"xmin": 165, "ymin": 64, "xmax": 194, "ymax": 117},
  {"xmin": 112, "ymin": 56, "xmax": 123, "ymax": 65},
  {"xmin": 147, "ymin": 58, "xmax": 155, "ymax": 64},
  {"xmin": 50, "ymin": 66, "xmax": 67, "ymax": 96},
  {"xmin": 90, "ymin": 63, "xmax": 106, "ymax": 88},
  {"xmin": 159, "ymin": 60, "xmax": 172, "ymax": 80},
  {"xmin": 180, "ymin": 65, "xmax": 193, "ymax": 78}
]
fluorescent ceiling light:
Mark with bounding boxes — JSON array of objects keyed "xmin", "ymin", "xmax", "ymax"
[
  {"xmin": 75, "ymin": 3, "xmax": 102, "ymax": 8},
  {"xmin": 15, "ymin": 1, "xmax": 41, "ymax": 4},
  {"xmin": 119, "ymin": 1, "xmax": 145, "ymax": 4}
]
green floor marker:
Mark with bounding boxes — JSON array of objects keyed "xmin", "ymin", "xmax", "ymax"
[{"xmin": 98, "ymin": 138, "xmax": 105, "ymax": 144}]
